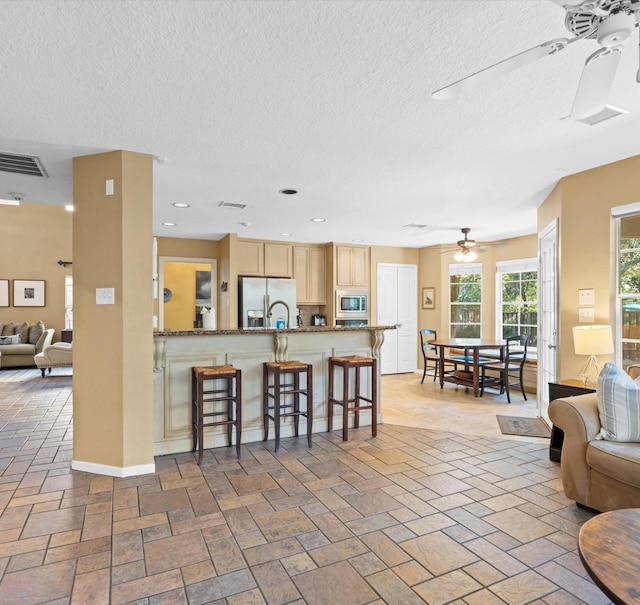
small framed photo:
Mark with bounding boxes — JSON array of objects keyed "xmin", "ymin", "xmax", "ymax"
[
  {"xmin": 422, "ymin": 287, "xmax": 435, "ymax": 310},
  {"xmin": 13, "ymin": 280, "xmax": 46, "ymax": 307},
  {"xmin": 0, "ymin": 280, "xmax": 8, "ymax": 307}
]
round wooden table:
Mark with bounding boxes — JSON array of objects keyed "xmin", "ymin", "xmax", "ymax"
[{"xmin": 578, "ymin": 508, "xmax": 640, "ymax": 604}]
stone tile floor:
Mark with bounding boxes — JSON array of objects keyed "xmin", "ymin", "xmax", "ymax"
[{"xmin": 0, "ymin": 368, "xmax": 610, "ymax": 604}]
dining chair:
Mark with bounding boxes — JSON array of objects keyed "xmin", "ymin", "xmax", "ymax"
[
  {"xmin": 480, "ymin": 335, "xmax": 529, "ymax": 403},
  {"xmin": 419, "ymin": 329, "xmax": 459, "ymax": 383}
]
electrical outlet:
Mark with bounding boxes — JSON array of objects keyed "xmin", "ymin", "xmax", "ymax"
[
  {"xmin": 579, "ymin": 307, "xmax": 594, "ymax": 322},
  {"xmin": 96, "ymin": 287, "xmax": 115, "ymax": 305}
]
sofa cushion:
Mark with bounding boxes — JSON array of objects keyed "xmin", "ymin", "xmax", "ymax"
[
  {"xmin": 28, "ymin": 321, "xmax": 45, "ymax": 345},
  {"xmin": 0, "ymin": 335, "xmax": 21, "ymax": 345},
  {"xmin": 0, "ymin": 344, "xmax": 36, "ymax": 355},
  {"xmin": 15, "ymin": 321, "xmax": 29, "ymax": 344},
  {"xmin": 1, "ymin": 323, "xmax": 15, "ymax": 336},
  {"xmin": 588, "ymin": 440, "xmax": 640, "ymax": 488},
  {"xmin": 597, "ymin": 362, "xmax": 640, "ymax": 441}
]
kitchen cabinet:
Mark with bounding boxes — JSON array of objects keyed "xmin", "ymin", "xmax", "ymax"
[
  {"xmin": 237, "ymin": 240, "xmax": 292, "ymax": 277},
  {"xmin": 237, "ymin": 240, "xmax": 263, "ymax": 276},
  {"xmin": 294, "ymin": 245, "xmax": 326, "ymax": 304},
  {"xmin": 264, "ymin": 242, "xmax": 292, "ymax": 277},
  {"xmin": 336, "ymin": 245, "xmax": 369, "ymax": 288}
]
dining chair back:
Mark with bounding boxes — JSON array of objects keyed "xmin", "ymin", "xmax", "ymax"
[
  {"xmin": 419, "ymin": 329, "xmax": 439, "ymax": 383},
  {"xmin": 481, "ymin": 335, "xmax": 529, "ymax": 403}
]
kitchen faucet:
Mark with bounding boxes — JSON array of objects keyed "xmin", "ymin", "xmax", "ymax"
[{"xmin": 267, "ymin": 300, "xmax": 291, "ymax": 328}]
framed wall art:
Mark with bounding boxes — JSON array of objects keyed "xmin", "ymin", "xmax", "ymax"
[
  {"xmin": 0, "ymin": 279, "xmax": 8, "ymax": 307},
  {"xmin": 422, "ymin": 287, "xmax": 435, "ymax": 310},
  {"xmin": 13, "ymin": 280, "xmax": 46, "ymax": 307}
]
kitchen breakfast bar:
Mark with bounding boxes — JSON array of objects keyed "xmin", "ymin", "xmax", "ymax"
[{"xmin": 152, "ymin": 325, "xmax": 393, "ymax": 456}]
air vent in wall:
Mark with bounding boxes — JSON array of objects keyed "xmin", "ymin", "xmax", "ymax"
[
  {"xmin": 0, "ymin": 152, "xmax": 49, "ymax": 177},
  {"xmin": 218, "ymin": 201, "xmax": 247, "ymax": 209}
]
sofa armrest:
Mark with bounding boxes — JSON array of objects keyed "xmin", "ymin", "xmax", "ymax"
[
  {"xmin": 548, "ymin": 393, "xmax": 600, "ymax": 507},
  {"xmin": 35, "ymin": 329, "xmax": 54, "ymax": 354}
]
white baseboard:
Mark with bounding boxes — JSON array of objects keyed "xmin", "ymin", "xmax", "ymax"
[{"xmin": 71, "ymin": 459, "xmax": 156, "ymax": 478}]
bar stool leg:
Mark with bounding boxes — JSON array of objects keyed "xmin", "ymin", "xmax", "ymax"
[
  {"xmin": 235, "ymin": 370, "xmax": 242, "ymax": 459},
  {"xmin": 371, "ymin": 358, "xmax": 377, "ymax": 438},
  {"xmin": 354, "ymin": 365, "xmax": 361, "ymax": 430},
  {"xmin": 328, "ymin": 360, "xmax": 334, "ymax": 433},
  {"xmin": 293, "ymin": 371, "xmax": 300, "ymax": 438},
  {"xmin": 262, "ymin": 363, "xmax": 269, "ymax": 442},
  {"xmin": 226, "ymin": 377, "xmax": 233, "ymax": 447},
  {"xmin": 274, "ymin": 367, "xmax": 281, "ymax": 453},
  {"xmin": 197, "ymin": 374, "xmax": 204, "ymax": 465},
  {"xmin": 306, "ymin": 365, "xmax": 313, "ymax": 447},
  {"xmin": 342, "ymin": 362, "xmax": 349, "ymax": 442}
]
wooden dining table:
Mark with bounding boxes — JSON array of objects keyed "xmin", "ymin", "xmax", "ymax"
[{"xmin": 431, "ymin": 338, "xmax": 507, "ymax": 397}]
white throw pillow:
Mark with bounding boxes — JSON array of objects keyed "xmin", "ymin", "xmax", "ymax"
[
  {"xmin": 0, "ymin": 334, "xmax": 21, "ymax": 345},
  {"xmin": 596, "ymin": 362, "xmax": 640, "ymax": 441}
]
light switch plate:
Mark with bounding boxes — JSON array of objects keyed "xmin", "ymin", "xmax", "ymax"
[
  {"xmin": 578, "ymin": 288, "xmax": 595, "ymax": 305},
  {"xmin": 579, "ymin": 307, "xmax": 595, "ymax": 322},
  {"xmin": 96, "ymin": 287, "xmax": 115, "ymax": 305}
]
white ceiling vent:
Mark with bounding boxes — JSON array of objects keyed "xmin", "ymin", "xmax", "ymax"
[
  {"xmin": 0, "ymin": 151, "xmax": 49, "ymax": 177},
  {"xmin": 569, "ymin": 104, "xmax": 629, "ymax": 126},
  {"xmin": 218, "ymin": 201, "xmax": 247, "ymax": 209}
]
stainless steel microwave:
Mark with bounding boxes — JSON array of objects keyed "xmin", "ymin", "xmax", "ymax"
[{"xmin": 336, "ymin": 290, "xmax": 368, "ymax": 318}]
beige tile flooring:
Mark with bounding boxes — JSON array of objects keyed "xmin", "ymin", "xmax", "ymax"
[{"xmin": 0, "ymin": 367, "xmax": 610, "ymax": 604}]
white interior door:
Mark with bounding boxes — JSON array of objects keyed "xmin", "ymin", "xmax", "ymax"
[
  {"xmin": 538, "ymin": 219, "xmax": 559, "ymax": 417},
  {"xmin": 377, "ymin": 263, "xmax": 417, "ymax": 374}
]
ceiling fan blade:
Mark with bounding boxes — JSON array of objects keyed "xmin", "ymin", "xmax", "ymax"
[
  {"xmin": 571, "ymin": 46, "xmax": 622, "ymax": 120},
  {"xmin": 432, "ymin": 38, "xmax": 569, "ymax": 100}
]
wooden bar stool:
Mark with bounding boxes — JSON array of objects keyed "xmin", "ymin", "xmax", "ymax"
[
  {"xmin": 328, "ymin": 355, "xmax": 377, "ymax": 441},
  {"xmin": 263, "ymin": 360, "xmax": 313, "ymax": 453},
  {"xmin": 192, "ymin": 365, "xmax": 242, "ymax": 465}
]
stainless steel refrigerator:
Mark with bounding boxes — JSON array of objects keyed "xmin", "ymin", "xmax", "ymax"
[{"xmin": 238, "ymin": 277, "xmax": 297, "ymax": 329}]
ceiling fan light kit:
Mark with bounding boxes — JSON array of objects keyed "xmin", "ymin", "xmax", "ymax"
[{"xmin": 432, "ymin": 0, "xmax": 640, "ymax": 122}]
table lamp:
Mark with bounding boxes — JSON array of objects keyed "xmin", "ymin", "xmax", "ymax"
[{"xmin": 573, "ymin": 325, "xmax": 614, "ymax": 386}]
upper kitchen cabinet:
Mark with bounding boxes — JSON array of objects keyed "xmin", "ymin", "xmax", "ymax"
[
  {"xmin": 237, "ymin": 239, "xmax": 292, "ymax": 277},
  {"xmin": 336, "ymin": 245, "xmax": 369, "ymax": 288},
  {"xmin": 293, "ymin": 245, "xmax": 326, "ymax": 304}
]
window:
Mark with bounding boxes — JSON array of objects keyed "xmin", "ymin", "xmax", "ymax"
[
  {"xmin": 495, "ymin": 259, "xmax": 538, "ymax": 350},
  {"xmin": 449, "ymin": 263, "xmax": 482, "ymax": 338},
  {"xmin": 617, "ymin": 213, "xmax": 640, "ymax": 367},
  {"xmin": 64, "ymin": 275, "xmax": 73, "ymax": 329}
]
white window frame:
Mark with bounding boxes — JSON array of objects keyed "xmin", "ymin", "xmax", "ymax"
[
  {"xmin": 613, "ymin": 203, "xmax": 640, "ymax": 368},
  {"xmin": 449, "ymin": 263, "xmax": 482, "ymax": 338},
  {"xmin": 495, "ymin": 258, "xmax": 538, "ymax": 353}
]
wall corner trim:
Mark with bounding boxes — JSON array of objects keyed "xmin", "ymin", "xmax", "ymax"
[{"xmin": 71, "ymin": 460, "xmax": 156, "ymax": 478}]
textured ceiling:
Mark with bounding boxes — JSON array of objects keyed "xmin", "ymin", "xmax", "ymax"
[{"xmin": 1, "ymin": 0, "xmax": 640, "ymax": 248}]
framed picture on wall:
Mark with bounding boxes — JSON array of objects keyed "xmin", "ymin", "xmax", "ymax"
[
  {"xmin": 13, "ymin": 280, "xmax": 46, "ymax": 307},
  {"xmin": 0, "ymin": 280, "xmax": 8, "ymax": 307},
  {"xmin": 422, "ymin": 287, "xmax": 435, "ymax": 310}
]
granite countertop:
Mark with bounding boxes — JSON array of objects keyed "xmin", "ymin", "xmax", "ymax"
[{"xmin": 154, "ymin": 325, "xmax": 396, "ymax": 337}]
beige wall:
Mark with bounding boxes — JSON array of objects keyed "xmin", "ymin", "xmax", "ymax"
[
  {"xmin": 163, "ymin": 261, "xmax": 212, "ymax": 331},
  {"xmin": 0, "ymin": 201, "xmax": 72, "ymax": 339},
  {"xmin": 538, "ymin": 154, "xmax": 640, "ymax": 380}
]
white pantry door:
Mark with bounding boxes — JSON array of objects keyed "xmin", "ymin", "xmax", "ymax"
[{"xmin": 378, "ymin": 264, "xmax": 417, "ymax": 374}]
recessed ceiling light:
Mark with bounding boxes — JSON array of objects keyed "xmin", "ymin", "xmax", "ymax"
[
  {"xmin": 64, "ymin": 204, "xmax": 74, "ymax": 212},
  {"xmin": 240, "ymin": 222, "xmax": 251, "ymax": 227},
  {"xmin": 311, "ymin": 218, "xmax": 325, "ymax": 223},
  {"xmin": 154, "ymin": 156, "xmax": 169, "ymax": 164},
  {"xmin": 279, "ymin": 189, "xmax": 298, "ymax": 195},
  {"xmin": 352, "ymin": 239, "xmax": 363, "ymax": 243},
  {"xmin": 172, "ymin": 202, "xmax": 190, "ymax": 208},
  {"xmin": 162, "ymin": 222, "xmax": 176, "ymax": 226},
  {"xmin": 280, "ymin": 232, "xmax": 292, "ymax": 237}
]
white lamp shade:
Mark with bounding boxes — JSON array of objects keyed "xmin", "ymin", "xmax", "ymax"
[{"xmin": 573, "ymin": 325, "xmax": 614, "ymax": 356}]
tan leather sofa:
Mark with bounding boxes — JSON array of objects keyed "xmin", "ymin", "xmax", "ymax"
[{"xmin": 549, "ymin": 392, "xmax": 640, "ymax": 512}]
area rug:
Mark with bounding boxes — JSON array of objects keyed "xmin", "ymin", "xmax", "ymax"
[{"xmin": 496, "ymin": 415, "xmax": 551, "ymax": 438}]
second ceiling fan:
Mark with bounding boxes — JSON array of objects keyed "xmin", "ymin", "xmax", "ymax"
[{"xmin": 432, "ymin": 0, "xmax": 640, "ymax": 121}]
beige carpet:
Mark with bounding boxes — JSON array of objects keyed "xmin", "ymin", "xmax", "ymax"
[{"xmin": 496, "ymin": 415, "xmax": 551, "ymax": 438}]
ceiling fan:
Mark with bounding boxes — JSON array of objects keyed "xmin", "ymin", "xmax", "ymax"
[
  {"xmin": 442, "ymin": 228, "xmax": 506, "ymax": 262},
  {"xmin": 432, "ymin": 0, "xmax": 640, "ymax": 121}
]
